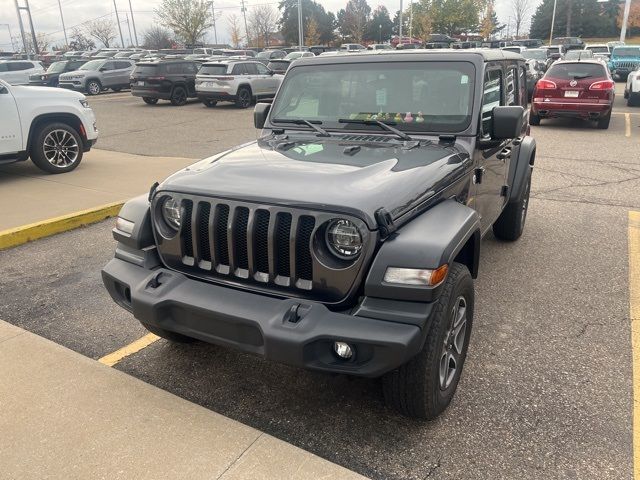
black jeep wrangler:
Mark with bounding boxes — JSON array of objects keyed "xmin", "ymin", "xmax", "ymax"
[{"xmin": 102, "ymin": 50, "xmax": 535, "ymax": 419}]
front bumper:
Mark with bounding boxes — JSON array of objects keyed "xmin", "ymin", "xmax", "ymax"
[
  {"xmin": 102, "ymin": 257, "xmax": 426, "ymax": 377},
  {"xmin": 197, "ymin": 91, "xmax": 238, "ymax": 102},
  {"xmin": 59, "ymin": 81, "xmax": 85, "ymax": 91}
]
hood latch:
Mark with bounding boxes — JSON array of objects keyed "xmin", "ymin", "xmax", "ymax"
[{"xmin": 375, "ymin": 208, "xmax": 397, "ymax": 239}]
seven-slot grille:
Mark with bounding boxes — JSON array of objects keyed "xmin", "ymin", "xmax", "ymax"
[
  {"xmin": 177, "ymin": 198, "xmax": 317, "ymax": 290},
  {"xmin": 614, "ymin": 61, "xmax": 639, "ymax": 69}
]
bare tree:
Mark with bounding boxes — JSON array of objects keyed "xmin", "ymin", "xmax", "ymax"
[
  {"xmin": 512, "ymin": 0, "xmax": 531, "ymax": 38},
  {"xmin": 70, "ymin": 28, "xmax": 95, "ymax": 51},
  {"xmin": 143, "ymin": 26, "xmax": 174, "ymax": 49},
  {"xmin": 228, "ymin": 14, "xmax": 243, "ymax": 48},
  {"xmin": 247, "ymin": 5, "xmax": 278, "ymax": 48},
  {"xmin": 12, "ymin": 32, "xmax": 52, "ymax": 53},
  {"xmin": 155, "ymin": 0, "xmax": 213, "ymax": 45},
  {"xmin": 85, "ymin": 18, "xmax": 117, "ymax": 47}
]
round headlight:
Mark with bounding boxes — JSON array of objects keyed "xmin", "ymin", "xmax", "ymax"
[
  {"xmin": 325, "ymin": 219, "xmax": 362, "ymax": 260},
  {"xmin": 161, "ymin": 196, "xmax": 181, "ymax": 230}
]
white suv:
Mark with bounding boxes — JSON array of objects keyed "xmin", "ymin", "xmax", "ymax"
[
  {"xmin": 0, "ymin": 79, "xmax": 98, "ymax": 173},
  {"xmin": 195, "ymin": 60, "xmax": 282, "ymax": 108},
  {"xmin": 0, "ymin": 60, "xmax": 45, "ymax": 85}
]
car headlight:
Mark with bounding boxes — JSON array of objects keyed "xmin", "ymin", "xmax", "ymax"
[
  {"xmin": 161, "ymin": 196, "xmax": 181, "ymax": 230},
  {"xmin": 325, "ymin": 219, "xmax": 362, "ymax": 259},
  {"xmin": 79, "ymin": 99, "xmax": 90, "ymax": 108}
]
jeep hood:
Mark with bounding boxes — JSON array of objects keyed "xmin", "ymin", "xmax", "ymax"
[{"xmin": 158, "ymin": 136, "xmax": 472, "ymax": 229}]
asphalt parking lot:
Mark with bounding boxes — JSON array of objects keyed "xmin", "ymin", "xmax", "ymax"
[{"xmin": 1, "ymin": 86, "xmax": 639, "ymax": 479}]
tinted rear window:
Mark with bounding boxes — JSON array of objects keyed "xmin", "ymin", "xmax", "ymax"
[
  {"xmin": 133, "ymin": 65, "xmax": 159, "ymax": 75},
  {"xmin": 547, "ymin": 63, "xmax": 606, "ymax": 79},
  {"xmin": 587, "ymin": 46, "xmax": 609, "ymax": 53},
  {"xmin": 199, "ymin": 64, "xmax": 229, "ymax": 75}
]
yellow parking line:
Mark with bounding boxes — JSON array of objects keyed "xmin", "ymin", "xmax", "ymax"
[
  {"xmin": 629, "ymin": 211, "xmax": 640, "ymax": 479},
  {"xmin": 98, "ymin": 333, "xmax": 160, "ymax": 367},
  {"xmin": 626, "ymin": 113, "xmax": 632, "ymax": 138}
]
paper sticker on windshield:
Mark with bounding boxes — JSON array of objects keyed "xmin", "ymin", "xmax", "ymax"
[
  {"xmin": 293, "ymin": 144, "xmax": 324, "ymax": 156},
  {"xmin": 461, "ymin": 75, "xmax": 469, "ymax": 84},
  {"xmin": 376, "ymin": 89, "xmax": 387, "ymax": 106}
]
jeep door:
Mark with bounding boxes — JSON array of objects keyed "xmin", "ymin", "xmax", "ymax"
[
  {"xmin": 254, "ymin": 62, "xmax": 279, "ymax": 97},
  {"xmin": 113, "ymin": 61, "xmax": 134, "ymax": 86},
  {"xmin": 99, "ymin": 61, "xmax": 118, "ymax": 87},
  {"xmin": 475, "ymin": 66, "xmax": 510, "ymax": 231},
  {"xmin": 243, "ymin": 62, "xmax": 263, "ymax": 95}
]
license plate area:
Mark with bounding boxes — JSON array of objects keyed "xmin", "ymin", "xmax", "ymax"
[
  {"xmin": 564, "ymin": 90, "xmax": 579, "ymax": 98},
  {"xmin": 136, "ymin": 81, "xmax": 144, "ymax": 86}
]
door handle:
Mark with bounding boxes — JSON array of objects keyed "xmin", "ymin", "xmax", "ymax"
[{"xmin": 496, "ymin": 148, "xmax": 511, "ymax": 160}]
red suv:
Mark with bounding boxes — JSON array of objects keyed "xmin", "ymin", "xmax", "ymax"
[{"xmin": 530, "ymin": 60, "xmax": 614, "ymax": 129}]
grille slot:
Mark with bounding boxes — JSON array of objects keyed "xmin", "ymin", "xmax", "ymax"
[
  {"xmin": 275, "ymin": 213, "xmax": 292, "ymax": 278},
  {"xmin": 198, "ymin": 203, "xmax": 211, "ymax": 263},
  {"xmin": 255, "ymin": 210, "xmax": 270, "ymax": 274},
  {"xmin": 296, "ymin": 216, "xmax": 315, "ymax": 281},
  {"xmin": 215, "ymin": 204, "xmax": 230, "ymax": 266},
  {"xmin": 182, "ymin": 200, "xmax": 193, "ymax": 259},
  {"xmin": 234, "ymin": 207, "xmax": 250, "ymax": 270}
]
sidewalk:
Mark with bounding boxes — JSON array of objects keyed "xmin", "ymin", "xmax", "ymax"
[
  {"xmin": 0, "ymin": 149, "xmax": 197, "ymax": 230},
  {"xmin": 0, "ymin": 321, "xmax": 367, "ymax": 480}
]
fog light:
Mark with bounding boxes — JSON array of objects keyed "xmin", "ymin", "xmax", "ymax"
[
  {"xmin": 115, "ymin": 217, "xmax": 135, "ymax": 235},
  {"xmin": 333, "ymin": 341, "xmax": 353, "ymax": 359}
]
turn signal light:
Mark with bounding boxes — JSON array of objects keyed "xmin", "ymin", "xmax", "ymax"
[
  {"xmin": 536, "ymin": 79, "xmax": 557, "ymax": 90},
  {"xmin": 589, "ymin": 80, "xmax": 615, "ymax": 90},
  {"xmin": 383, "ymin": 264, "xmax": 449, "ymax": 286}
]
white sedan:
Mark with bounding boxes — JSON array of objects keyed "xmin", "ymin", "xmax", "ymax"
[{"xmin": 625, "ymin": 66, "xmax": 640, "ymax": 106}]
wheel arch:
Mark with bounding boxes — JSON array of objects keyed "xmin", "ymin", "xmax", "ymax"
[
  {"xmin": 507, "ymin": 136, "xmax": 535, "ymax": 203},
  {"xmin": 237, "ymin": 83, "xmax": 252, "ymax": 95},
  {"xmin": 27, "ymin": 113, "xmax": 87, "ymax": 153}
]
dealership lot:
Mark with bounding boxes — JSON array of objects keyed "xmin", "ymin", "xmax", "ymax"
[{"xmin": 0, "ymin": 86, "xmax": 639, "ymax": 479}]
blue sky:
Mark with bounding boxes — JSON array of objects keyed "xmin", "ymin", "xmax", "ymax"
[{"xmin": 0, "ymin": 0, "xmax": 534, "ymax": 51}]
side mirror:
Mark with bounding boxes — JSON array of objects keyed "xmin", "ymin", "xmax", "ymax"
[
  {"xmin": 99, "ymin": 67, "xmax": 107, "ymax": 72},
  {"xmin": 492, "ymin": 106, "xmax": 524, "ymax": 139},
  {"xmin": 254, "ymin": 102, "xmax": 271, "ymax": 129},
  {"xmin": 0, "ymin": 85, "xmax": 7, "ymax": 94}
]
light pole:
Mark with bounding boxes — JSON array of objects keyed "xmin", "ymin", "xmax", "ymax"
[
  {"xmin": 379, "ymin": 24, "xmax": 382, "ymax": 44},
  {"xmin": 620, "ymin": 0, "xmax": 632, "ymax": 42},
  {"xmin": 208, "ymin": 1, "xmax": 218, "ymax": 45},
  {"xmin": 409, "ymin": 0, "xmax": 413, "ymax": 40},
  {"xmin": 549, "ymin": 0, "xmax": 557, "ymax": 45},
  {"xmin": 128, "ymin": 0, "xmax": 138, "ymax": 47},
  {"xmin": 399, "ymin": 0, "xmax": 403, "ymax": 44},
  {"xmin": 297, "ymin": 0, "xmax": 303, "ymax": 49},
  {"xmin": 57, "ymin": 0, "xmax": 68, "ymax": 47},
  {"xmin": 113, "ymin": 0, "xmax": 125, "ymax": 47}
]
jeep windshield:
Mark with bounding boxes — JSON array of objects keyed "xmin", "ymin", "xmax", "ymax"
[{"xmin": 270, "ymin": 61, "xmax": 476, "ymax": 133}]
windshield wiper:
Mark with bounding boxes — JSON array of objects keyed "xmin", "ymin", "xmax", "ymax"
[
  {"xmin": 572, "ymin": 74, "xmax": 593, "ymax": 79},
  {"xmin": 271, "ymin": 118, "xmax": 330, "ymax": 137},
  {"xmin": 338, "ymin": 118, "xmax": 413, "ymax": 141}
]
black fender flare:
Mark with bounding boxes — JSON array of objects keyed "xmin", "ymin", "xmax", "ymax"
[
  {"xmin": 113, "ymin": 194, "xmax": 154, "ymax": 250},
  {"xmin": 27, "ymin": 113, "xmax": 86, "ymax": 152},
  {"xmin": 508, "ymin": 136, "xmax": 535, "ymax": 203},
  {"xmin": 364, "ymin": 199, "xmax": 481, "ymax": 303}
]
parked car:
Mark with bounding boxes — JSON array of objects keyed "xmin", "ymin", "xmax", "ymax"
[
  {"xmin": 608, "ymin": 46, "xmax": 640, "ymax": 80},
  {"xmin": 521, "ymin": 48, "xmax": 550, "ymax": 72},
  {"xmin": 284, "ymin": 51, "xmax": 314, "ymax": 60},
  {"xmin": 530, "ymin": 59, "xmax": 614, "ymax": 128},
  {"xmin": 58, "ymin": 58, "xmax": 135, "ymax": 95},
  {"xmin": 266, "ymin": 59, "xmax": 291, "ymax": 74},
  {"xmin": 397, "ymin": 43, "xmax": 423, "ymax": 49},
  {"xmin": 255, "ymin": 50, "xmax": 286, "ymax": 64},
  {"xmin": 525, "ymin": 60, "xmax": 544, "ymax": 99},
  {"xmin": 340, "ymin": 43, "xmax": 366, "ymax": 52},
  {"xmin": 102, "ymin": 49, "xmax": 535, "ymax": 420},
  {"xmin": 553, "ymin": 37, "xmax": 585, "ymax": 51},
  {"xmin": 367, "ymin": 44, "xmax": 394, "ymax": 50},
  {"xmin": 513, "ymin": 39, "xmax": 544, "ymax": 48},
  {"xmin": 28, "ymin": 59, "xmax": 86, "ymax": 87},
  {"xmin": 547, "ymin": 45, "xmax": 566, "ymax": 59},
  {"xmin": 309, "ymin": 45, "xmax": 334, "ymax": 55},
  {"xmin": 584, "ymin": 44, "xmax": 611, "ymax": 60},
  {"xmin": 129, "ymin": 51, "xmax": 157, "ymax": 61},
  {"xmin": 0, "ymin": 78, "xmax": 98, "ymax": 173},
  {"xmin": 624, "ymin": 65, "xmax": 640, "ymax": 106},
  {"xmin": 0, "ymin": 60, "xmax": 44, "ymax": 85},
  {"xmin": 283, "ymin": 46, "xmax": 309, "ymax": 54},
  {"xmin": 564, "ymin": 49, "xmax": 594, "ymax": 61},
  {"xmin": 502, "ymin": 46, "xmax": 527, "ymax": 54},
  {"xmin": 195, "ymin": 59, "xmax": 282, "ymax": 108},
  {"xmin": 130, "ymin": 59, "xmax": 199, "ymax": 106}
]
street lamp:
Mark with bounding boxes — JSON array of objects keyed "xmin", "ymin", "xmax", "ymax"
[
  {"xmin": 379, "ymin": 24, "xmax": 382, "ymax": 43},
  {"xmin": 549, "ymin": 0, "xmax": 557, "ymax": 45}
]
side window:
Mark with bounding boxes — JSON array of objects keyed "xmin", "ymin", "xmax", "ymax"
[
  {"xmin": 481, "ymin": 69, "xmax": 503, "ymax": 138},
  {"xmin": 244, "ymin": 63, "xmax": 259, "ymax": 75},
  {"xmin": 506, "ymin": 66, "xmax": 518, "ymax": 106},
  {"xmin": 0, "ymin": 63, "xmax": 7, "ymax": 72},
  {"xmin": 9, "ymin": 62, "xmax": 29, "ymax": 71},
  {"xmin": 519, "ymin": 65, "xmax": 528, "ymax": 106},
  {"xmin": 115, "ymin": 61, "xmax": 132, "ymax": 70},
  {"xmin": 255, "ymin": 63, "xmax": 269, "ymax": 75},
  {"xmin": 101, "ymin": 62, "xmax": 115, "ymax": 71},
  {"xmin": 231, "ymin": 64, "xmax": 246, "ymax": 75},
  {"xmin": 273, "ymin": 51, "xmax": 285, "ymax": 59},
  {"xmin": 164, "ymin": 64, "xmax": 180, "ymax": 74}
]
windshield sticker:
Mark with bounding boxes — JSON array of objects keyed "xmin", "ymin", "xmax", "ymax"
[
  {"xmin": 376, "ymin": 88, "xmax": 387, "ymax": 106},
  {"xmin": 461, "ymin": 75, "xmax": 469, "ymax": 84},
  {"xmin": 293, "ymin": 144, "xmax": 324, "ymax": 156}
]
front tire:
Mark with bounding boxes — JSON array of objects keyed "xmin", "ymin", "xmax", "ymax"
[
  {"xmin": 492, "ymin": 172, "xmax": 531, "ymax": 241},
  {"xmin": 141, "ymin": 323, "xmax": 197, "ymax": 343},
  {"xmin": 383, "ymin": 262, "xmax": 473, "ymax": 419},
  {"xmin": 170, "ymin": 86, "xmax": 188, "ymax": 106},
  {"xmin": 30, "ymin": 122, "xmax": 83, "ymax": 174},
  {"xmin": 86, "ymin": 80, "xmax": 101, "ymax": 96},
  {"xmin": 143, "ymin": 97, "xmax": 158, "ymax": 105}
]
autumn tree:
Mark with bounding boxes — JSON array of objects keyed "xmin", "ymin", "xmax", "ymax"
[
  {"xmin": 618, "ymin": 0, "xmax": 640, "ymax": 31},
  {"xmin": 155, "ymin": 0, "xmax": 213, "ymax": 45},
  {"xmin": 247, "ymin": 5, "xmax": 278, "ymax": 47},
  {"xmin": 305, "ymin": 18, "xmax": 321, "ymax": 45},
  {"xmin": 85, "ymin": 18, "xmax": 117, "ymax": 47},
  {"xmin": 143, "ymin": 26, "xmax": 173, "ymax": 49},
  {"xmin": 228, "ymin": 13, "xmax": 243, "ymax": 48},
  {"xmin": 410, "ymin": 0, "xmax": 434, "ymax": 41},
  {"xmin": 13, "ymin": 32, "xmax": 50, "ymax": 53}
]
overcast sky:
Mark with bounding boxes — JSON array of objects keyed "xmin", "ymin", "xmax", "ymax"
[{"xmin": 0, "ymin": 0, "xmax": 537, "ymax": 51}]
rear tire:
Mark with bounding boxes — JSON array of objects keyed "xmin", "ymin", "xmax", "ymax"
[
  {"xmin": 382, "ymin": 262, "xmax": 474, "ymax": 420},
  {"xmin": 492, "ymin": 173, "xmax": 531, "ymax": 241},
  {"xmin": 170, "ymin": 86, "xmax": 188, "ymax": 106},
  {"xmin": 203, "ymin": 98, "xmax": 217, "ymax": 108},
  {"xmin": 141, "ymin": 323, "xmax": 197, "ymax": 343},
  {"xmin": 30, "ymin": 122, "xmax": 83, "ymax": 174},
  {"xmin": 529, "ymin": 111, "xmax": 540, "ymax": 126},
  {"xmin": 143, "ymin": 97, "xmax": 158, "ymax": 105},
  {"xmin": 235, "ymin": 87, "xmax": 252, "ymax": 108},
  {"xmin": 597, "ymin": 111, "xmax": 611, "ymax": 129}
]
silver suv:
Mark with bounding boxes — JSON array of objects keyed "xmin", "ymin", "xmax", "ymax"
[
  {"xmin": 59, "ymin": 58, "xmax": 135, "ymax": 95},
  {"xmin": 195, "ymin": 60, "xmax": 282, "ymax": 108}
]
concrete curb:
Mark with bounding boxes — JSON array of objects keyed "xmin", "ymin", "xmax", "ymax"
[{"xmin": 0, "ymin": 201, "xmax": 123, "ymax": 251}]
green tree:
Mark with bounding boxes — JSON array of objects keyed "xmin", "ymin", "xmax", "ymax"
[
  {"xmin": 337, "ymin": 0, "xmax": 372, "ymax": 42},
  {"xmin": 278, "ymin": 0, "xmax": 336, "ymax": 45},
  {"xmin": 365, "ymin": 5, "xmax": 394, "ymax": 42},
  {"xmin": 155, "ymin": 0, "xmax": 213, "ymax": 45},
  {"xmin": 530, "ymin": 0, "xmax": 620, "ymax": 39}
]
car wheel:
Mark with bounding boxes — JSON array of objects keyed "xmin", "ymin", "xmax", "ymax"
[
  {"xmin": 235, "ymin": 87, "xmax": 252, "ymax": 108},
  {"xmin": 140, "ymin": 322, "xmax": 197, "ymax": 343},
  {"xmin": 624, "ymin": 89, "xmax": 629, "ymax": 99},
  {"xmin": 30, "ymin": 122, "xmax": 83, "ymax": 174},
  {"xmin": 382, "ymin": 262, "xmax": 473, "ymax": 420},
  {"xmin": 203, "ymin": 98, "xmax": 217, "ymax": 108},
  {"xmin": 111, "ymin": 86, "xmax": 122, "ymax": 92},
  {"xmin": 529, "ymin": 111, "xmax": 540, "ymax": 126},
  {"xmin": 597, "ymin": 111, "xmax": 611, "ymax": 129},
  {"xmin": 170, "ymin": 86, "xmax": 188, "ymax": 106},
  {"xmin": 492, "ymin": 173, "xmax": 531, "ymax": 241},
  {"xmin": 143, "ymin": 97, "xmax": 158, "ymax": 105},
  {"xmin": 628, "ymin": 92, "xmax": 640, "ymax": 107},
  {"xmin": 86, "ymin": 80, "xmax": 101, "ymax": 95}
]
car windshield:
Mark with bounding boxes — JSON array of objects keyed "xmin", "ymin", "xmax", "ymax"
[
  {"xmin": 547, "ymin": 63, "xmax": 606, "ymax": 79},
  {"xmin": 548, "ymin": 47, "xmax": 560, "ymax": 54},
  {"xmin": 79, "ymin": 60, "xmax": 103, "ymax": 71},
  {"xmin": 270, "ymin": 61, "xmax": 475, "ymax": 133},
  {"xmin": 522, "ymin": 49, "xmax": 547, "ymax": 60},
  {"xmin": 268, "ymin": 61, "xmax": 289, "ymax": 69},
  {"xmin": 256, "ymin": 51, "xmax": 272, "ymax": 58},
  {"xmin": 587, "ymin": 46, "xmax": 609, "ymax": 53},
  {"xmin": 613, "ymin": 47, "xmax": 640, "ymax": 57},
  {"xmin": 199, "ymin": 64, "xmax": 229, "ymax": 75},
  {"xmin": 284, "ymin": 52, "xmax": 305, "ymax": 60},
  {"xmin": 46, "ymin": 61, "xmax": 67, "ymax": 73}
]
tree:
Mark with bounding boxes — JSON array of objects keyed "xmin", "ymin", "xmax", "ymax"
[
  {"xmin": 69, "ymin": 28, "xmax": 95, "ymax": 51},
  {"xmin": 305, "ymin": 18, "xmax": 321, "ymax": 45},
  {"xmin": 410, "ymin": 0, "xmax": 434, "ymax": 41},
  {"xmin": 618, "ymin": 0, "xmax": 640, "ymax": 31},
  {"xmin": 364, "ymin": 5, "xmax": 394, "ymax": 42},
  {"xmin": 143, "ymin": 26, "xmax": 173, "ymax": 49},
  {"xmin": 155, "ymin": 0, "xmax": 213, "ymax": 45},
  {"xmin": 13, "ymin": 32, "xmax": 51, "ymax": 53},
  {"xmin": 228, "ymin": 14, "xmax": 243, "ymax": 48},
  {"xmin": 247, "ymin": 5, "xmax": 278, "ymax": 47},
  {"xmin": 512, "ymin": 0, "xmax": 532, "ymax": 37},
  {"xmin": 338, "ymin": 0, "xmax": 372, "ymax": 42},
  {"xmin": 278, "ymin": 0, "xmax": 336, "ymax": 45},
  {"xmin": 530, "ymin": 0, "xmax": 620, "ymax": 39},
  {"xmin": 480, "ymin": 0, "xmax": 504, "ymax": 39},
  {"xmin": 85, "ymin": 18, "xmax": 117, "ymax": 47}
]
